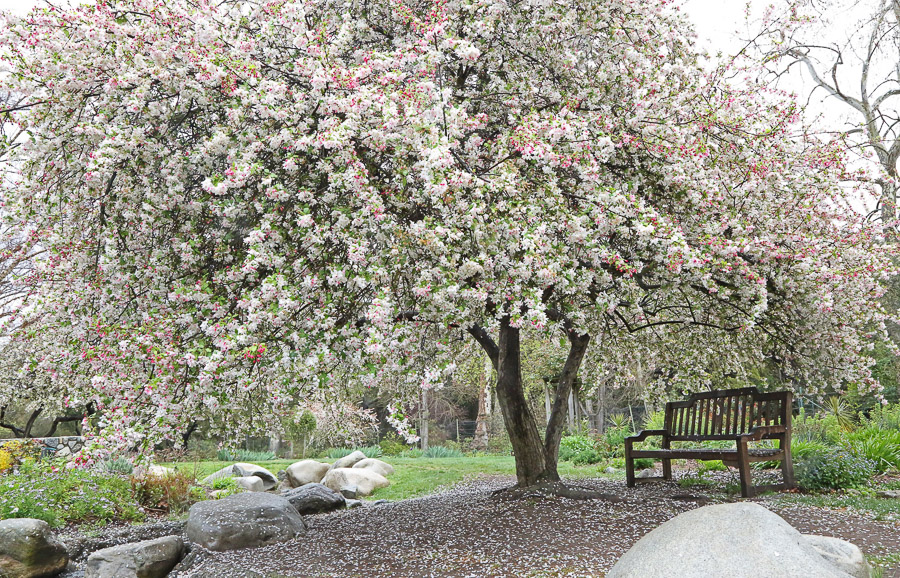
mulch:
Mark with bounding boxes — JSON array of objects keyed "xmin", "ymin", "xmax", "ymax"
[{"xmin": 176, "ymin": 472, "xmax": 900, "ymax": 578}]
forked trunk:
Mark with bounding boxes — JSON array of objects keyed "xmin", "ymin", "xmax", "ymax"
[
  {"xmin": 468, "ymin": 318, "xmax": 590, "ymax": 489},
  {"xmin": 496, "ymin": 320, "xmax": 559, "ymax": 486}
]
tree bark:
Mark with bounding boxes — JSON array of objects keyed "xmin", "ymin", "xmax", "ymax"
[
  {"xmin": 543, "ymin": 331, "xmax": 591, "ymax": 466},
  {"xmin": 495, "ymin": 319, "xmax": 558, "ymax": 486}
]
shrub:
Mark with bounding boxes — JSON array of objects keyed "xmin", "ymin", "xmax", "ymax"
[
  {"xmin": 379, "ymin": 433, "xmax": 408, "ymax": 456},
  {"xmin": 101, "ymin": 457, "xmax": 134, "ymax": 475},
  {"xmin": 357, "ymin": 445, "xmax": 383, "ymax": 458},
  {"xmin": 130, "ymin": 470, "xmax": 199, "ymax": 514},
  {"xmin": 398, "ymin": 448, "xmax": 424, "ymax": 458},
  {"xmin": 698, "ymin": 460, "xmax": 727, "ymax": 475},
  {"xmin": 423, "ymin": 446, "xmax": 463, "ymax": 458},
  {"xmin": 0, "ymin": 460, "xmax": 143, "ymax": 527},
  {"xmin": 211, "ymin": 476, "xmax": 238, "ymax": 490},
  {"xmin": 846, "ymin": 429, "xmax": 900, "ymax": 474},
  {"xmin": 643, "ymin": 411, "xmax": 666, "ymax": 431},
  {"xmin": 633, "ymin": 458, "xmax": 655, "ymax": 470},
  {"xmin": 216, "ymin": 449, "xmax": 275, "ymax": 462},
  {"xmin": 0, "ymin": 440, "xmax": 40, "ymax": 472},
  {"xmin": 571, "ymin": 449, "xmax": 603, "ymax": 465},
  {"xmin": 326, "ymin": 447, "xmax": 353, "ymax": 459},
  {"xmin": 796, "ymin": 449, "xmax": 876, "ymax": 490},
  {"xmin": 559, "ymin": 435, "xmax": 595, "ymax": 461}
]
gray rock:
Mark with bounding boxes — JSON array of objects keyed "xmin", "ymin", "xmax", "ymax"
[
  {"xmin": 233, "ymin": 476, "xmax": 264, "ymax": 492},
  {"xmin": 604, "ymin": 467, "xmax": 617, "ymax": 474},
  {"xmin": 200, "ymin": 463, "xmax": 277, "ymax": 491},
  {"xmin": 607, "ymin": 502, "xmax": 869, "ymax": 578},
  {"xmin": 345, "ymin": 499, "xmax": 364, "ymax": 509},
  {"xmin": 635, "ymin": 468, "xmax": 655, "ymax": 479},
  {"xmin": 330, "ymin": 450, "xmax": 367, "ymax": 470},
  {"xmin": 185, "ymin": 492, "xmax": 306, "ymax": 552},
  {"xmin": 352, "ymin": 458, "xmax": 394, "ymax": 477},
  {"xmin": 876, "ymin": 490, "xmax": 900, "ymax": 499},
  {"xmin": 285, "ymin": 460, "xmax": 330, "ymax": 488},
  {"xmin": 322, "ymin": 468, "xmax": 389, "ymax": 497},
  {"xmin": 339, "ymin": 485, "xmax": 359, "ymax": 499},
  {"xmin": 63, "ymin": 520, "xmax": 184, "ymax": 563},
  {"xmin": 277, "ymin": 470, "xmax": 287, "ymax": 481},
  {"xmin": 0, "ymin": 518, "xmax": 68, "ymax": 578},
  {"xmin": 282, "ymin": 483, "xmax": 345, "ymax": 515},
  {"xmin": 371, "ymin": 499, "xmax": 391, "ymax": 506},
  {"xmin": 84, "ymin": 536, "xmax": 184, "ymax": 578}
]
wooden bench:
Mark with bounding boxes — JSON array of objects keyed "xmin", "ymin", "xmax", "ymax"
[{"xmin": 625, "ymin": 387, "xmax": 795, "ymax": 497}]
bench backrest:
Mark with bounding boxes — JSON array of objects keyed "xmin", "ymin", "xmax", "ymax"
[{"xmin": 663, "ymin": 387, "xmax": 792, "ymax": 441}]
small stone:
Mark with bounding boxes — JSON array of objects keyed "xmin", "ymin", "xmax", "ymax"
[
  {"xmin": 371, "ymin": 499, "xmax": 391, "ymax": 506},
  {"xmin": 0, "ymin": 518, "xmax": 69, "ymax": 578},
  {"xmin": 339, "ymin": 485, "xmax": 359, "ymax": 499},
  {"xmin": 635, "ymin": 468, "xmax": 655, "ymax": 479},
  {"xmin": 876, "ymin": 490, "xmax": 900, "ymax": 499},
  {"xmin": 604, "ymin": 467, "xmax": 617, "ymax": 474},
  {"xmin": 285, "ymin": 460, "xmax": 330, "ymax": 488},
  {"xmin": 345, "ymin": 499, "xmax": 364, "ymax": 509},
  {"xmin": 282, "ymin": 483, "xmax": 345, "ymax": 515},
  {"xmin": 331, "ymin": 450, "xmax": 367, "ymax": 470},
  {"xmin": 85, "ymin": 536, "xmax": 184, "ymax": 578},
  {"xmin": 233, "ymin": 476, "xmax": 265, "ymax": 492}
]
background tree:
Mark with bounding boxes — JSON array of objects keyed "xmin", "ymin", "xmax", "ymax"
[{"xmin": 0, "ymin": 0, "xmax": 894, "ymax": 488}]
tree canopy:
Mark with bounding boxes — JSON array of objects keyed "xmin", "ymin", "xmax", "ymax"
[{"xmin": 0, "ymin": 0, "xmax": 894, "ymax": 476}]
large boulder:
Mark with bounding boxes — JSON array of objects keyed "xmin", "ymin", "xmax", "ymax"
[
  {"xmin": 282, "ymin": 483, "xmax": 346, "ymax": 515},
  {"xmin": 0, "ymin": 518, "xmax": 68, "ymax": 578},
  {"xmin": 607, "ymin": 502, "xmax": 870, "ymax": 578},
  {"xmin": 353, "ymin": 458, "xmax": 394, "ymax": 477},
  {"xmin": 85, "ymin": 536, "xmax": 184, "ymax": 578},
  {"xmin": 322, "ymin": 467, "xmax": 389, "ymax": 497},
  {"xmin": 285, "ymin": 460, "xmax": 330, "ymax": 488},
  {"xmin": 200, "ymin": 463, "xmax": 277, "ymax": 491},
  {"xmin": 330, "ymin": 450, "xmax": 367, "ymax": 470},
  {"xmin": 185, "ymin": 492, "xmax": 306, "ymax": 552}
]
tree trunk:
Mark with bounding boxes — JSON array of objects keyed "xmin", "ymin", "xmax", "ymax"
[
  {"xmin": 468, "ymin": 320, "xmax": 590, "ymax": 488},
  {"xmin": 420, "ymin": 388, "xmax": 430, "ymax": 450},
  {"xmin": 495, "ymin": 319, "xmax": 558, "ymax": 486},
  {"xmin": 473, "ymin": 355, "xmax": 491, "ymax": 451}
]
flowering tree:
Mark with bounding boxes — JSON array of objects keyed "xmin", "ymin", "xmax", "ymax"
[{"xmin": 0, "ymin": 0, "xmax": 894, "ymax": 485}]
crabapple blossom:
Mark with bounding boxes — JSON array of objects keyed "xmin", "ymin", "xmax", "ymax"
[{"xmin": 0, "ymin": 0, "xmax": 894, "ymax": 485}]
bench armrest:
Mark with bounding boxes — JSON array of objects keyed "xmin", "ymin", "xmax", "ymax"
[
  {"xmin": 625, "ymin": 429, "xmax": 668, "ymax": 443},
  {"xmin": 739, "ymin": 425, "xmax": 787, "ymax": 442}
]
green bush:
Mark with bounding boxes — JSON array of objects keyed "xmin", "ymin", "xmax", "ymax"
[
  {"xmin": 698, "ymin": 460, "xmax": 727, "ymax": 475},
  {"xmin": 571, "ymin": 449, "xmax": 603, "ymax": 465},
  {"xmin": 379, "ymin": 433, "xmax": 408, "ymax": 456},
  {"xmin": 211, "ymin": 476, "xmax": 238, "ymax": 490},
  {"xmin": 357, "ymin": 445, "xmax": 383, "ymax": 458},
  {"xmin": 846, "ymin": 428, "xmax": 900, "ymax": 474},
  {"xmin": 602, "ymin": 427, "xmax": 633, "ymax": 458},
  {"xmin": 215, "ymin": 449, "xmax": 276, "ymax": 462},
  {"xmin": 100, "ymin": 457, "xmax": 134, "ymax": 475},
  {"xmin": 559, "ymin": 435, "xmax": 604, "ymax": 463},
  {"xmin": 326, "ymin": 447, "xmax": 354, "ymax": 459},
  {"xmin": 398, "ymin": 448, "xmax": 424, "ymax": 458},
  {"xmin": 0, "ymin": 460, "xmax": 143, "ymax": 527},
  {"xmin": 632, "ymin": 458, "xmax": 654, "ymax": 470},
  {"xmin": 796, "ymin": 449, "xmax": 876, "ymax": 490},
  {"xmin": 423, "ymin": 446, "xmax": 463, "ymax": 458}
]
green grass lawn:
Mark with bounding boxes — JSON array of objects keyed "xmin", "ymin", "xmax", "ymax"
[{"xmin": 162, "ymin": 456, "xmax": 618, "ymax": 501}]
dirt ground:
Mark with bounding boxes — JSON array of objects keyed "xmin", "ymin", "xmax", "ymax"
[{"xmin": 175, "ymin": 474, "xmax": 900, "ymax": 578}]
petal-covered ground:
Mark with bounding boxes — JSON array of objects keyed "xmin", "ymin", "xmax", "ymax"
[{"xmin": 178, "ymin": 475, "xmax": 900, "ymax": 578}]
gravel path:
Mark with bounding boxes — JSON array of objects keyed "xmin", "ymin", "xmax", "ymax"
[{"xmin": 176, "ymin": 474, "xmax": 900, "ymax": 578}]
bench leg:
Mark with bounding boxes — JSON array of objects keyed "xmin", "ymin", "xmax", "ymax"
[
  {"xmin": 781, "ymin": 438, "xmax": 795, "ymax": 490},
  {"xmin": 625, "ymin": 444, "xmax": 636, "ymax": 487},
  {"xmin": 737, "ymin": 440, "xmax": 755, "ymax": 498},
  {"xmin": 662, "ymin": 458, "xmax": 672, "ymax": 480}
]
